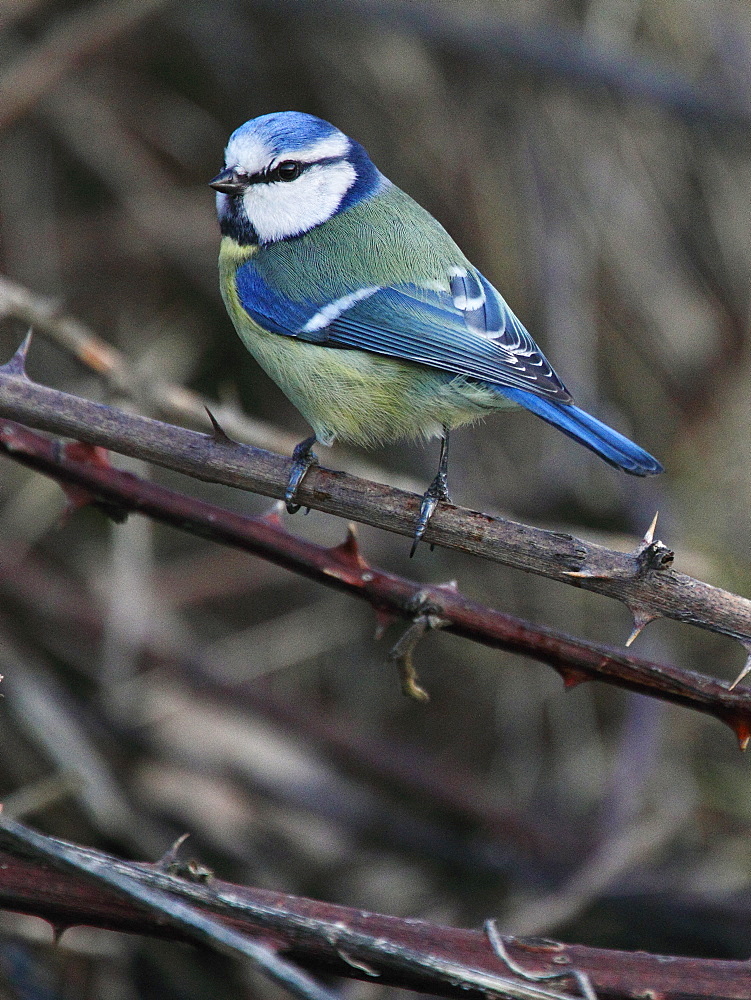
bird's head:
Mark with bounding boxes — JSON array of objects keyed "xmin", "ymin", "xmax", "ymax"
[{"xmin": 210, "ymin": 112, "xmax": 383, "ymax": 245}]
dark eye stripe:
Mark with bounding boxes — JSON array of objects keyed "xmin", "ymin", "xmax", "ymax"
[{"xmin": 247, "ymin": 154, "xmax": 345, "ymax": 186}]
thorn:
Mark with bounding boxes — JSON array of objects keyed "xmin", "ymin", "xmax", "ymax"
[
  {"xmin": 50, "ymin": 922, "xmax": 70, "ymax": 946},
  {"xmin": 321, "ymin": 525, "xmax": 372, "ymax": 585},
  {"xmin": 562, "ymin": 569, "xmax": 610, "ymax": 580},
  {"xmin": 204, "ymin": 406, "xmax": 234, "ymax": 444},
  {"xmin": 56, "ymin": 443, "xmax": 123, "ymax": 521},
  {"xmin": 727, "ymin": 714, "xmax": 751, "ymax": 752},
  {"xmin": 62, "ymin": 441, "xmax": 111, "ymax": 468},
  {"xmin": 558, "ymin": 667, "xmax": 591, "ymax": 689},
  {"xmin": 328, "ymin": 523, "xmax": 369, "ymax": 571},
  {"xmin": 625, "ymin": 606, "xmax": 659, "ymax": 647},
  {"xmin": 1, "ymin": 331, "xmax": 33, "ymax": 378},
  {"xmin": 642, "ymin": 511, "xmax": 659, "ymax": 545},
  {"xmin": 435, "ymin": 579, "xmax": 459, "ymax": 593},
  {"xmin": 728, "ymin": 647, "xmax": 751, "ymax": 691},
  {"xmin": 156, "ymin": 832, "xmax": 191, "ymax": 872},
  {"xmin": 257, "ymin": 500, "xmax": 286, "ymax": 527},
  {"xmin": 373, "ymin": 607, "xmax": 400, "ymax": 640}
]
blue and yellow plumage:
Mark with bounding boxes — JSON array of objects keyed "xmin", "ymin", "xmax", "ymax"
[{"xmin": 211, "ymin": 112, "xmax": 662, "ymax": 549}]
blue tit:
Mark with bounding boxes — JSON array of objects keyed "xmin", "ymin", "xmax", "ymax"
[{"xmin": 210, "ymin": 112, "xmax": 663, "ymax": 553}]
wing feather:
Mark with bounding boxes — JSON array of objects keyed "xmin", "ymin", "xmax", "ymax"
[{"xmin": 235, "ymin": 260, "xmax": 571, "ymax": 401}]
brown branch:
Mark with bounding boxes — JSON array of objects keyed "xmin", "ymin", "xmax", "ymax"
[
  {"xmin": 1, "ymin": 340, "xmax": 750, "ymax": 664},
  {"xmin": 0, "ymin": 548, "xmax": 562, "ymax": 866},
  {"xmin": 0, "ymin": 274, "xmax": 422, "ymax": 490},
  {"xmin": 1, "ymin": 415, "xmax": 750, "ymax": 746},
  {"xmin": 0, "ymin": 819, "xmax": 340, "ymax": 1000},
  {"xmin": 0, "ymin": 823, "xmax": 747, "ymax": 1000}
]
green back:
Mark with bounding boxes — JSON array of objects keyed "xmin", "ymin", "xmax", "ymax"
[{"xmin": 252, "ymin": 182, "xmax": 471, "ymax": 300}]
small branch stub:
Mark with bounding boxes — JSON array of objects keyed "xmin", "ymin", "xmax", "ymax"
[
  {"xmin": 387, "ymin": 598, "xmax": 450, "ymax": 701},
  {"xmin": 156, "ymin": 834, "xmax": 213, "ymax": 882},
  {"xmin": 565, "ymin": 513, "xmax": 673, "ymax": 582}
]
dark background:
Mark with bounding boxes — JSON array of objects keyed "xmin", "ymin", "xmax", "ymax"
[{"xmin": 1, "ymin": 1, "xmax": 751, "ymax": 997}]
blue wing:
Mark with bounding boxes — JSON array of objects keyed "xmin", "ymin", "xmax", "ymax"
[{"xmin": 235, "ymin": 261, "xmax": 571, "ymax": 402}]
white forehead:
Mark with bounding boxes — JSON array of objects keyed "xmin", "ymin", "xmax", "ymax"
[{"xmin": 225, "ymin": 131, "xmax": 350, "ymax": 173}]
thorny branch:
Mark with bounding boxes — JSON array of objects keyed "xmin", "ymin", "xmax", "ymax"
[
  {"xmin": 0, "ymin": 820, "xmax": 748, "ymax": 1000},
  {"xmin": 1, "ymin": 413, "xmax": 751, "ymax": 747},
  {"xmin": 0, "ymin": 818, "xmax": 341, "ymax": 1000},
  {"xmin": 1, "ymin": 336, "xmax": 751, "ymax": 676}
]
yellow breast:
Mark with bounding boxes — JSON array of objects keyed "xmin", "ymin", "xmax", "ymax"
[{"xmin": 219, "ymin": 238, "xmax": 501, "ymax": 447}]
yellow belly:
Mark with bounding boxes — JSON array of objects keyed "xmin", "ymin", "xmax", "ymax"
[{"xmin": 219, "ymin": 240, "xmax": 506, "ymax": 447}]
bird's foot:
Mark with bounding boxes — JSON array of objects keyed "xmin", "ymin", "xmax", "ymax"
[
  {"xmin": 410, "ymin": 471, "xmax": 451, "ymax": 557},
  {"xmin": 285, "ymin": 435, "xmax": 318, "ymax": 513}
]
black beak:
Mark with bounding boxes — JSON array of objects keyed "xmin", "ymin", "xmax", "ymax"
[{"xmin": 209, "ymin": 167, "xmax": 247, "ymax": 195}]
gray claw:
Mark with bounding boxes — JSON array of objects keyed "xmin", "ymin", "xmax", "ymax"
[
  {"xmin": 410, "ymin": 474, "xmax": 451, "ymax": 557},
  {"xmin": 285, "ymin": 435, "xmax": 318, "ymax": 513}
]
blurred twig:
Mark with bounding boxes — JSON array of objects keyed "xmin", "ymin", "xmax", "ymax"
[
  {"xmin": 500, "ymin": 802, "xmax": 690, "ymax": 936},
  {"xmin": 0, "ymin": 627, "xmax": 166, "ymax": 854},
  {"xmin": 0, "ymin": 0, "xmax": 47, "ymax": 34},
  {"xmin": 1, "ymin": 341, "xmax": 750, "ymax": 667},
  {"xmin": 0, "ymin": 546, "xmax": 562, "ymax": 873},
  {"xmin": 0, "ymin": 820, "xmax": 747, "ymax": 1000},
  {"xmin": 0, "ymin": 0, "xmax": 169, "ymax": 131},
  {"xmin": 253, "ymin": 0, "xmax": 751, "ymax": 140},
  {"xmin": 0, "ymin": 273, "xmax": 296, "ymax": 451},
  {"xmin": 1, "ymin": 415, "xmax": 751, "ymax": 745}
]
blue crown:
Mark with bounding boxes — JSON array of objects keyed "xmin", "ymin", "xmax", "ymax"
[{"xmin": 228, "ymin": 112, "xmax": 341, "ymax": 157}]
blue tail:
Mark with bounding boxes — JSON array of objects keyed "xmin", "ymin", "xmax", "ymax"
[{"xmin": 500, "ymin": 387, "xmax": 663, "ymax": 476}]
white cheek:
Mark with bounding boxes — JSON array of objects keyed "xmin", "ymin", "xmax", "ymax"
[{"xmin": 243, "ymin": 161, "xmax": 357, "ymax": 243}]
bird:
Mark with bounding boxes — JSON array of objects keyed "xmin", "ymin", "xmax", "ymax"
[{"xmin": 210, "ymin": 111, "xmax": 663, "ymax": 553}]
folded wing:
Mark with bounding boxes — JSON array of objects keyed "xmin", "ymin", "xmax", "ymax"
[{"xmin": 235, "ymin": 261, "xmax": 572, "ymax": 402}]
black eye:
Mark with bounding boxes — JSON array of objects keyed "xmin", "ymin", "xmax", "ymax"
[{"xmin": 276, "ymin": 160, "xmax": 302, "ymax": 181}]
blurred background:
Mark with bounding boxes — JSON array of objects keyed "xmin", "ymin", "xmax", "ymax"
[{"xmin": 1, "ymin": 0, "xmax": 751, "ymax": 996}]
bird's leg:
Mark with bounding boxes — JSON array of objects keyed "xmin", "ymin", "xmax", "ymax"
[
  {"xmin": 410, "ymin": 429, "xmax": 451, "ymax": 557},
  {"xmin": 285, "ymin": 434, "xmax": 318, "ymax": 513}
]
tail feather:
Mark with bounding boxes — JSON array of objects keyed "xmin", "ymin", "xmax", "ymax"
[{"xmin": 499, "ymin": 387, "xmax": 663, "ymax": 477}]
